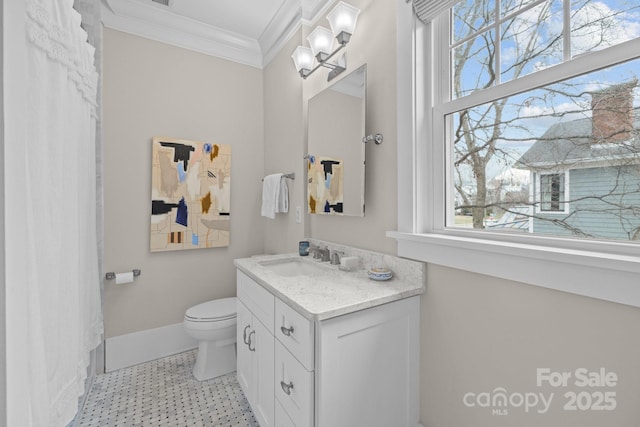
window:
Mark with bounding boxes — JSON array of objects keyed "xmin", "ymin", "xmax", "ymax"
[
  {"xmin": 439, "ymin": 0, "xmax": 640, "ymax": 243},
  {"xmin": 539, "ymin": 173, "xmax": 565, "ymax": 212},
  {"xmin": 392, "ymin": 0, "xmax": 640, "ymax": 306}
]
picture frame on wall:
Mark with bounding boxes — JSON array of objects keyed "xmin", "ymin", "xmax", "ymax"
[{"xmin": 150, "ymin": 136, "xmax": 231, "ymax": 252}]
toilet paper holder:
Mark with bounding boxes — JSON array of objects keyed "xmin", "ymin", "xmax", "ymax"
[{"xmin": 105, "ymin": 269, "xmax": 141, "ymax": 280}]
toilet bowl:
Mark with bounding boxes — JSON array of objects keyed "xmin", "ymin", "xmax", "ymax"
[{"xmin": 183, "ymin": 297, "xmax": 237, "ymax": 381}]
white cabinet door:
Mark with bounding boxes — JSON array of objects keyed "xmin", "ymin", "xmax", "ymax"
[
  {"xmin": 237, "ymin": 275, "xmax": 275, "ymax": 427},
  {"xmin": 252, "ymin": 317, "xmax": 275, "ymax": 427},
  {"xmin": 315, "ymin": 296, "xmax": 420, "ymax": 427},
  {"xmin": 236, "ymin": 300, "xmax": 253, "ymax": 399},
  {"xmin": 275, "ymin": 400, "xmax": 296, "ymax": 427}
]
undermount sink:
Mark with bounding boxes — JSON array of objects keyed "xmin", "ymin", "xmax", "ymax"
[{"xmin": 258, "ymin": 257, "xmax": 330, "ymax": 277}]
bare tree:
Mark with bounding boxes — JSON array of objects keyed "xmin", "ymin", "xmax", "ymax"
[{"xmin": 452, "ymin": 0, "xmax": 640, "ymax": 240}]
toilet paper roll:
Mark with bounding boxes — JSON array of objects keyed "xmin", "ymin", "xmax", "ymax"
[{"xmin": 115, "ymin": 271, "xmax": 134, "ymax": 285}]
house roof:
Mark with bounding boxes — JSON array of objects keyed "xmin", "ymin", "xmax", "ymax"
[{"xmin": 515, "ymin": 114, "xmax": 640, "ymax": 169}]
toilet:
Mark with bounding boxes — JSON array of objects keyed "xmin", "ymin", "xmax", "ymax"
[{"xmin": 183, "ymin": 297, "xmax": 237, "ymax": 381}]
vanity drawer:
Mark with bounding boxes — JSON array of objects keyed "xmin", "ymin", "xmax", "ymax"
[
  {"xmin": 275, "ymin": 341, "xmax": 314, "ymax": 427},
  {"xmin": 275, "ymin": 298, "xmax": 314, "ymax": 370},
  {"xmin": 237, "ymin": 271, "xmax": 275, "ymax": 334}
]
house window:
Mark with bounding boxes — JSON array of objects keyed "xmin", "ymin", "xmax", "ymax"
[
  {"xmin": 539, "ymin": 173, "xmax": 565, "ymax": 212},
  {"xmin": 437, "ymin": 0, "xmax": 640, "ymax": 242}
]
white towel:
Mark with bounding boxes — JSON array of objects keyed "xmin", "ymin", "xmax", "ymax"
[
  {"xmin": 261, "ymin": 173, "xmax": 284, "ymax": 219},
  {"xmin": 277, "ymin": 178, "xmax": 289, "ymax": 214}
]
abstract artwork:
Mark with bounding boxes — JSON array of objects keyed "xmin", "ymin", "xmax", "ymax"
[
  {"xmin": 151, "ymin": 137, "xmax": 231, "ymax": 252},
  {"xmin": 307, "ymin": 154, "xmax": 344, "ymax": 214}
]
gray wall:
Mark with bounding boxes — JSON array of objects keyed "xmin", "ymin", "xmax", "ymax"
[
  {"xmin": 0, "ymin": 2, "xmax": 6, "ymax": 423},
  {"xmin": 102, "ymin": 29, "xmax": 265, "ymax": 338},
  {"xmin": 2, "ymin": 1, "xmax": 30, "ymax": 423},
  {"xmin": 262, "ymin": 28, "xmax": 306, "ymax": 255},
  {"xmin": 422, "ymin": 265, "xmax": 640, "ymax": 427}
]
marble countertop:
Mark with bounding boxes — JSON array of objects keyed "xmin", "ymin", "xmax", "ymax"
[{"xmin": 234, "ymin": 253, "xmax": 425, "ymax": 321}]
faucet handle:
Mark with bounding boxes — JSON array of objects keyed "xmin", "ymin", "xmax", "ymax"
[
  {"xmin": 314, "ymin": 246, "xmax": 328, "ymax": 262},
  {"xmin": 309, "ymin": 245, "xmax": 323, "ymax": 260}
]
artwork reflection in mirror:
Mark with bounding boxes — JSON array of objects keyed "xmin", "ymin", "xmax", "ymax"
[{"xmin": 307, "ymin": 64, "xmax": 366, "ymax": 216}]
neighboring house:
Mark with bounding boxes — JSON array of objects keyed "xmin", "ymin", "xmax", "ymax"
[{"xmin": 516, "ymin": 81, "xmax": 640, "ymax": 240}]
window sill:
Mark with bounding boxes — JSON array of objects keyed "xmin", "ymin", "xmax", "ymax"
[{"xmin": 387, "ymin": 231, "xmax": 640, "ymax": 307}]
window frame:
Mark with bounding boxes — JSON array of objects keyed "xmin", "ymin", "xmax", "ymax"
[{"xmin": 391, "ymin": 0, "xmax": 640, "ymax": 307}]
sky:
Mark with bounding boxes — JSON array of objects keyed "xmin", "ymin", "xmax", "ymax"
[{"xmin": 450, "ymin": 0, "xmax": 640, "ymax": 186}]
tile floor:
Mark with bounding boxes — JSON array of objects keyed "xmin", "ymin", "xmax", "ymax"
[{"xmin": 76, "ymin": 350, "xmax": 258, "ymax": 427}]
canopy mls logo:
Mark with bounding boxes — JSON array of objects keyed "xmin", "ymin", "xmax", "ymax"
[
  {"xmin": 463, "ymin": 368, "xmax": 618, "ymax": 416},
  {"xmin": 463, "ymin": 388, "xmax": 553, "ymax": 416}
]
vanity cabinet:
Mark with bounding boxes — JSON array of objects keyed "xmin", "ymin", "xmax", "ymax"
[
  {"xmin": 236, "ymin": 271, "xmax": 275, "ymax": 427},
  {"xmin": 314, "ymin": 296, "xmax": 420, "ymax": 426},
  {"xmin": 236, "ymin": 269, "xmax": 421, "ymax": 427}
]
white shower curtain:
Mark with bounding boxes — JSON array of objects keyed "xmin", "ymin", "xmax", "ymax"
[{"xmin": 24, "ymin": 0, "xmax": 104, "ymax": 425}]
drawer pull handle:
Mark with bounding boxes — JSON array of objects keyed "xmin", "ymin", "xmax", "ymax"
[
  {"xmin": 243, "ymin": 325, "xmax": 251, "ymax": 345},
  {"xmin": 248, "ymin": 331, "xmax": 256, "ymax": 352},
  {"xmin": 280, "ymin": 325, "xmax": 294, "ymax": 336},
  {"xmin": 280, "ymin": 380, "xmax": 294, "ymax": 395}
]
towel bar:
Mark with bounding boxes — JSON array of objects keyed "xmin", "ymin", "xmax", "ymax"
[{"xmin": 262, "ymin": 173, "xmax": 295, "ymax": 181}]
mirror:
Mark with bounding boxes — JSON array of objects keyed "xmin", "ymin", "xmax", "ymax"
[{"xmin": 307, "ymin": 64, "xmax": 366, "ymax": 216}]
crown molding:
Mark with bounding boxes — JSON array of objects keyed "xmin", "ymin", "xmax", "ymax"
[
  {"xmin": 101, "ymin": 0, "xmax": 336, "ymax": 69},
  {"xmin": 102, "ymin": 0, "xmax": 263, "ymax": 68},
  {"xmin": 260, "ymin": 0, "xmax": 304, "ymax": 67},
  {"xmin": 300, "ymin": 0, "xmax": 335, "ymax": 24}
]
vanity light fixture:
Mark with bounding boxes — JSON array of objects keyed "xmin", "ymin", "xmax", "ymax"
[{"xmin": 291, "ymin": 1, "xmax": 360, "ymax": 81}]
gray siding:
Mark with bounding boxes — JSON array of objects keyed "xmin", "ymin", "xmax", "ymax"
[{"xmin": 532, "ymin": 165, "xmax": 640, "ymax": 240}]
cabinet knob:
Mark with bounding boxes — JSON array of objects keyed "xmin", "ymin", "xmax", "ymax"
[
  {"xmin": 280, "ymin": 380, "xmax": 294, "ymax": 395},
  {"xmin": 248, "ymin": 331, "xmax": 256, "ymax": 352},
  {"xmin": 280, "ymin": 325, "xmax": 294, "ymax": 336}
]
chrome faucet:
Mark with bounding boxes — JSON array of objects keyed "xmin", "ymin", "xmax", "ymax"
[{"xmin": 330, "ymin": 250, "xmax": 344, "ymax": 265}]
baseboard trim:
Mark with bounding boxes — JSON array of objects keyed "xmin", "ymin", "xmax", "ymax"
[{"xmin": 105, "ymin": 323, "xmax": 197, "ymax": 372}]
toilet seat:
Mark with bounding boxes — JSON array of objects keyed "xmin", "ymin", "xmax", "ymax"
[{"xmin": 185, "ymin": 297, "xmax": 237, "ymax": 322}]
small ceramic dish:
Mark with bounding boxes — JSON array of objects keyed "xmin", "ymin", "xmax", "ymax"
[{"xmin": 368, "ymin": 268, "xmax": 393, "ymax": 281}]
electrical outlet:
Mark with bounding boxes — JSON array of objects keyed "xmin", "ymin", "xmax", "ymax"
[{"xmin": 295, "ymin": 206, "xmax": 302, "ymax": 223}]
